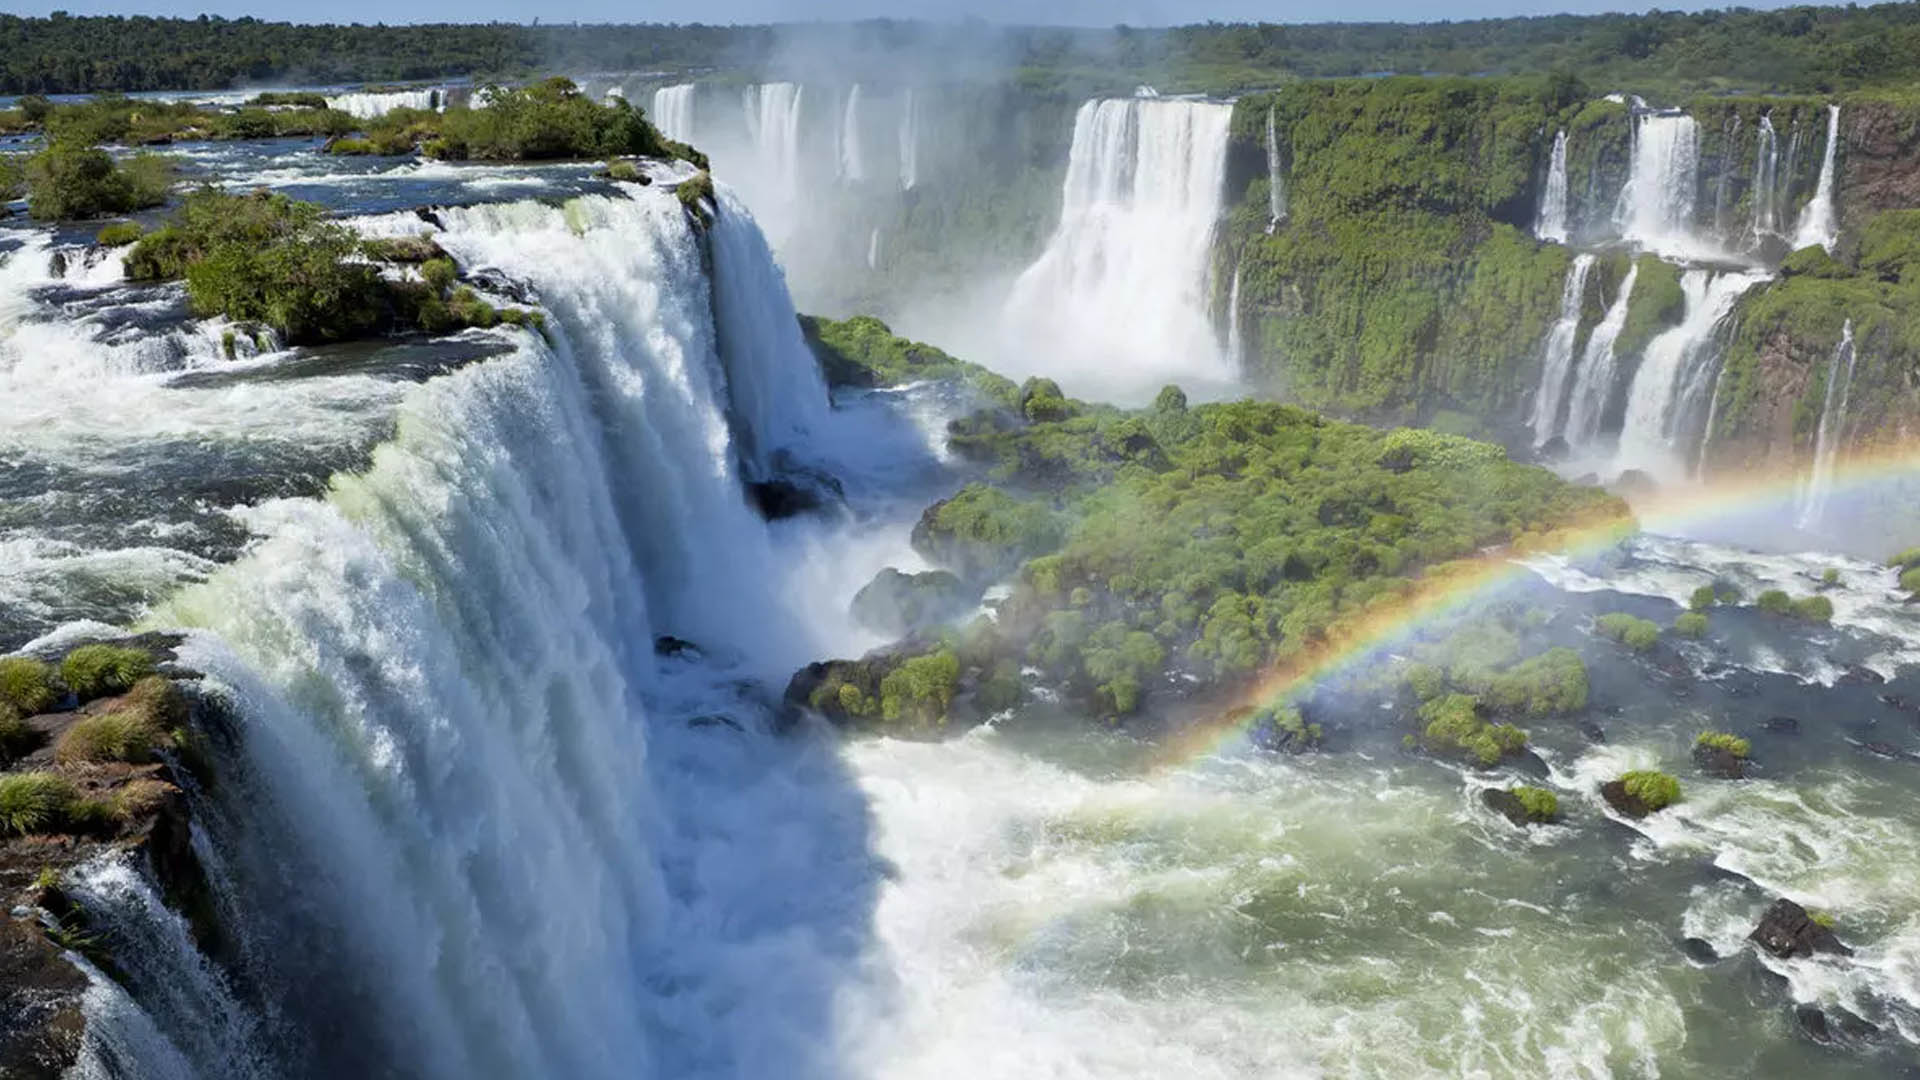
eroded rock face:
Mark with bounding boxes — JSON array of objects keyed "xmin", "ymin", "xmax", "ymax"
[
  {"xmin": 0, "ymin": 915, "xmax": 89, "ymax": 1079},
  {"xmin": 1839, "ymin": 102, "xmax": 1920, "ymax": 226},
  {"xmin": 1749, "ymin": 898, "xmax": 1852, "ymax": 960},
  {"xmin": 850, "ymin": 568, "xmax": 977, "ymax": 638}
]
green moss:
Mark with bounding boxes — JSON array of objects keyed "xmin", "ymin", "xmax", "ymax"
[
  {"xmin": 1809, "ymin": 909, "xmax": 1837, "ymax": 929},
  {"xmin": 1613, "ymin": 255, "xmax": 1685, "ymax": 363},
  {"xmin": 1673, "ymin": 611, "xmax": 1709, "ymax": 638},
  {"xmin": 1858, "ymin": 210, "xmax": 1920, "ymax": 285},
  {"xmin": 0, "ymin": 772, "xmax": 77, "ymax": 836},
  {"xmin": 1689, "ymin": 585, "xmax": 1717, "ymax": 611},
  {"xmin": 800, "ymin": 314, "xmax": 1021, "ymax": 409},
  {"xmin": 1619, "ymin": 769, "xmax": 1681, "ymax": 811},
  {"xmin": 1781, "ymin": 244, "xmax": 1850, "ymax": 279},
  {"xmin": 1596, "ymin": 612, "xmax": 1660, "ymax": 651},
  {"xmin": 674, "ymin": 171, "xmax": 715, "ymax": 225},
  {"xmin": 1695, "ymin": 731, "xmax": 1751, "ymax": 758},
  {"xmin": 1511, "ymin": 785, "xmax": 1559, "ymax": 822},
  {"xmin": 60, "ymin": 644, "xmax": 155, "ymax": 701},
  {"xmin": 0, "ymin": 656, "xmax": 58, "ymax": 715},
  {"xmin": 1892, "ymin": 548, "xmax": 1920, "ymax": 571}
]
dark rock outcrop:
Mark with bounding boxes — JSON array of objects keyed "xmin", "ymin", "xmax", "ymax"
[
  {"xmin": 1692, "ymin": 742, "xmax": 1747, "ymax": 780},
  {"xmin": 1749, "ymin": 898, "xmax": 1852, "ymax": 960},
  {"xmin": 1680, "ymin": 936, "xmax": 1720, "ymax": 964},
  {"xmin": 1480, "ymin": 788, "xmax": 1531, "ymax": 827},
  {"xmin": 1600, "ymin": 779, "xmax": 1654, "ymax": 819},
  {"xmin": 1764, "ymin": 716, "xmax": 1801, "ymax": 735},
  {"xmin": 850, "ymin": 568, "xmax": 977, "ymax": 639}
]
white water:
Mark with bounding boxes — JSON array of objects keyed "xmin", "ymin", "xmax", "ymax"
[
  {"xmin": 867, "ymin": 227, "xmax": 881, "ymax": 270},
  {"xmin": 743, "ymin": 83, "xmax": 806, "ymax": 207},
  {"xmin": 1001, "ymin": 97, "xmax": 1235, "ymax": 402},
  {"xmin": 1535, "ymin": 129, "xmax": 1570, "ymax": 243},
  {"xmin": 1563, "ymin": 262, "xmax": 1639, "ymax": 449},
  {"xmin": 1529, "ymin": 253, "xmax": 1596, "ymax": 445},
  {"xmin": 1797, "ymin": 319, "xmax": 1857, "ymax": 528},
  {"xmin": 839, "ymin": 84, "xmax": 866, "ymax": 183},
  {"xmin": 1793, "ymin": 104, "xmax": 1842, "ymax": 253},
  {"xmin": 324, "ymin": 88, "xmax": 440, "ymax": 119},
  {"xmin": 1614, "ymin": 269, "xmax": 1766, "ymax": 480},
  {"xmin": 1750, "ymin": 114, "xmax": 1781, "ymax": 242},
  {"xmin": 1225, "ymin": 260, "xmax": 1245, "ymax": 370},
  {"xmin": 898, "ymin": 89, "xmax": 920, "ymax": 192},
  {"xmin": 1615, "ymin": 113, "xmax": 1702, "ymax": 257},
  {"xmin": 651, "ymin": 84, "xmax": 697, "ymax": 145},
  {"xmin": 1264, "ymin": 105, "xmax": 1287, "ymax": 230}
]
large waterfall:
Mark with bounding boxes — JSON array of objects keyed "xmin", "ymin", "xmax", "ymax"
[
  {"xmin": 1614, "ymin": 270, "xmax": 1766, "ymax": 479},
  {"xmin": 77, "ymin": 187, "xmax": 881, "ymax": 1078},
  {"xmin": 651, "ymin": 84, "xmax": 697, "ymax": 144},
  {"xmin": 1562, "ymin": 263, "xmax": 1639, "ymax": 449},
  {"xmin": 744, "ymin": 83, "xmax": 806, "ymax": 205},
  {"xmin": 1528, "ymin": 253, "xmax": 1596, "ymax": 445},
  {"xmin": 1793, "ymin": 104, "xmax": 1842, "ymax": 253},
  {"xmin": 1001, "ymin": 97, "xmax": 1235, "ymax": 401},
  {"xmin": 1535, "ymin": 129, "xmax": 1570, "ymax": 243},
  {"xmin": 838, "ymin": 84, "xmax": 866, "ymax": 183},
  {"xmin": 1750, "ymin": 113, "xmax": 1781, "ymax": 242},
  {"xmin": 1798, "ymin": 319, "xmax": 1857, "ymax": 528},
  {"xmin": 1615, "ymin": 113, "xmax": 1701, "ymax": 257}
]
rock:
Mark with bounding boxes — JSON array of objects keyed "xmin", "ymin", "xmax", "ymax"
[
  {"xmin": 1537, "ymin": 436, "xmax": 1570, "ymax": 462},
  {"xmin": 0, "ymin": 916, "xmax": 88, "ymax": 1078},
  {"xmin": 1480, "ymin": 788, "xmax": 1530, "ymax": 827},
  {"xmin": 1764, "ymin": 716, "xmax": 1801, "ymax": 734},
  {"xmin": 1600, "ymin": 779, "xmax": 1656, "ymax": 819},
  {"xmin": 1749, "ymin": 898, "xmax": 1852, "ymax": 959},
  {"xmin": 1839, "ymin": 665, "xmax": 1885, "ymax": 688},
  {"xmin": 653, "ymin": 636, "xmax": 701, "ymax": 659},
  {"xmin": 413, "ymin": 206, "xmax": 446, "ymax": 230},
  {"xmin": 1879, "ymin": 693, "xmax": 1919, "ymax": 717},
  {"xmin": 1863, "ymin": 740, "xmax": 1902, "ymax": 758},
  {"xmin": 849, "ymin": 568, "xmax": 976, "ymax": 638},
  {"xmin": 747, "ymin": 457, "xmax": 845, "ymax": 522},
  {"xmin": 687, "ymin": 714, "xmax": 743, "ymax": 732},
  {"xmin": 1796, "ymin": 1004, "xmax": 1832, "ymax": 1043},
  {"xmin": 1610, "ymin": 469, "xmax": 1659, "ymax": 498},
  {"xmin": 1579, "ymin": 721, "xmax": 1607, "ymax": 743},
  {"xmin": 1692, "ymin": 742, "xmax": 1747, "ymax": 780},
  {"xmin": 1680, "ymin": 936, "xmax": 1720, "ymax": 964}
]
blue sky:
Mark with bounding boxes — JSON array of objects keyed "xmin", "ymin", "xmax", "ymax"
[{"xmin": 1, "ymin": 0, "xmax": 1843, "ymax": 23}]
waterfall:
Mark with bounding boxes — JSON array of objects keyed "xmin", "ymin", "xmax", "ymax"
[
  {"xmin": 1225, "ymin": 260, "xmax": 1245, "ymax": 370},
  {"xmin": 1562, "ymin": 263, "xmax": 1639, "ymax": 449},
  {"xmin": 1265, "ymin": 105, "xmax": 1288, "ymax": 231},
  {"xmin": 1614, "ymin": 112, "xmax": 1700, "ymax": 256},
  {"xmin": 1001, "ymin": 97, "xmax": 1236, "ymax": 400},
  {"xmin": 867, "ymin": 227, "xmax": 881, "ymax": 270},
  {"xmin": 1750, "ymin": 114, "xmax": 1780, "ymax": 241},
  {"xmin": 323, "ymin": 88, "xmax": 441, "ymax": 119},
  {"xmin": 650, "ymin": 83, "xmax": 696, "ymax": 144},
  {"xmin": 1793, "ymin": 104, "xmax": 1841, "ymax": 252},
  {"xmin": 1535, "ymin": 129, "xmax": 1570, "ymax": 243},
  {"xmin": 1713, "ymin": 114, "xmax": 1739, "ymax": 238},
  {"xmin": 1528, "ymin": 253, "xmax": 1596, "ymax": 445},
  {"xmin": 1797, "ymin": 319, "xmax": 1857, "ymax": 527},
  {"xmin": 838, "ymin": 84, "xmax": 865, "ymax": 183},
  {"xmin": 1614, "ymin": 269, "xmax": 1766, "ymax": 479},
  {"xmin": 743, "ymin": 83, "xmax": 805, "ymax": 203},
  {"xmin": 110, "ymin": 186, "xmax": 871, "ymax": 1078},
  {"xmin": 898, "ymin": 89, "xmax": 920, "ymax": 191}
]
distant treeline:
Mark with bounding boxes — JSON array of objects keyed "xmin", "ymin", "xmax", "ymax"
[{"xmin": 4, "ymin": 6, "xmax": 1919, "ymax": 96}]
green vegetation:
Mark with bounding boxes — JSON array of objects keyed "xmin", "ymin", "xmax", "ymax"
[
  {"xmin": 1619, "ymin": 769, "xmax": 1681, "ymax": 811},
  {"xmin": 1754, "ymin": 588, "xmax": 1833, "ymax": 622},
  {"xmin": 1673, "ymin": 611, "xmax": 1709, "ymax": 638},
  {"xmin": 346, "ymin": 79, "xmax": 707, "ymax": 167},
  {"xmin": 1902, "ymin": 567, "xmax": 1920, "ymax": 595},
  {"xmin": 1696, "ymin": 730, "xmax": 1751, "ymax": 758},
  {"xmin": 800, "ymin": 314, "xmax": 1019, "ymax": 409},
  {"xmin": 1689, "ymin": 585, "xmax": 1718, "ymax": 611},
  {"xmin": 21, "ymin": 143, "xmax": 171, "ymax": 220},
  {"xmin": 54, "ymin": 676, "xmax": 185, "ymax": 764},
  {"xmin": 674, "ymin": 171, "xmax": 715, "ymax": 227},
  {"xmin": 1511, "ymin": 785, "xmax": 1559, "ymax": 823},
  {"xmin": 60, "ymin": 644, "xmax": 155, "ymax": 702},
  {"xmin": 1810, "ymin": 909, "xmax": 1837, "ymax": 930},
  {"xmin": 1401, "ymin": 617, "xmax": 1589, "ymax": 719},
  {"xmin": 1820, "ymin": 568, "xmax": 1842, "ymax": 588},
  {"xmin": 1254, "ymin": 705, "xmax": 1324, "ymax": 751},
  {"xmin": 94, "ymin": 220, "xmax": 142, "ymax": 246},
  {"xmin": 1418, "ymin": 692, "xmax": 1529, "ymax": 766},
  {"xmin": 0, "ymin": 772, "xmax": 76, "ymax": 836},
  {"xmin": 0, "ymin": 656, "xmax": 58, "ymax": 715},
  {"xmin": 1596, "ymin": 612, "xmax": 1660, "ymax": 651}
]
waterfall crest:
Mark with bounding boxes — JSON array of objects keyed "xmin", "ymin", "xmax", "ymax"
[
  {"xmin": 1615, "ymin": 112, "xmax": 1701, "ymax": 257},
  {"xmin": 1614, "ymin": 269, "xmax": 1766, "ymax": 479},
  {"xmin": 324, "ymin": 88, "xmax": 441, "ymax": 119},
  {"xmin": 1529, "ymin": 253, "xmax": 1596, "ymax": 445},
  {"xmin": 1562, "ymin": 263, "xmax": 1639, "ymax": 450},
  {"xmin": 651, "ymin": 84, "xmax": 696, "ymax": 144},
  {"xmin": 1750, "ymin": 113, "xmax": 1780, "ymax": 242},
  {"xmin": 1002, "ymin": 97, "xmax": 1235, "ymax": 401},
  {"xmin": 1793, "ymin": 104, "xmax": 1842, "ymax": 253},
  {"xmin": 1535, "ymin": 129, "xmax": 1569, "ymax": 243},
  {"xmin": 1798, "ymin": 319, "xmax": 1857, "ymax": 527},
  {"xmin": 743, "ymin": 83, "xmax": 805, "ymax": 205}
]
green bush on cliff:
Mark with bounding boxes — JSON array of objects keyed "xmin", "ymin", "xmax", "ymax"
[
  {"xmin": 1596, "ymin": 612, "xmax": 1659, "ymax": 652},
  {"xmin": 60, "ymin": 644, "xmax": 155, "ymax": 702},
  {"xmin": 1901, "ymin": 567, "xmax": 1920, "ymax": 595},
  {"xmin": 1893, "ymin": 548, "xmax": 1920, "ymax": 572},
  {"xmin": 0, "ymin": 772, "xmax": 77, "ymax": 836},
  {"xmin": 1619, "ymin": 769, "xmax": 1681, "ymax": 811},
  {"xmin": 800, "ymin": 314, "xmax": 1020, "ymax": 409},
  {"xmin": 23, "ymin": 143, "xmax": 172, "ymax": 220},
  {"xmin": 1511, "ymin": 785, "xmax": 1559, "ymax": 822},
  {"xmin": 352, "ymin": 78, "xmax": 708, "ymax": 167},
  {"xmin": 878, "ymin": 649, "xmax": 961, "ymax": 729},
  {"xmin": 0, "ymin": 656, "xmax": 58, "ymax": 715},
  {"xmin": 1695, "ymin": 731, "xmax": 1751, "ymax": 758}
]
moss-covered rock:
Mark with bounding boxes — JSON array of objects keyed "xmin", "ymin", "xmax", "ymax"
[
  {"xmin": 850, "ymin": 568, "xmax": 978, "ymax": 638},
  {"xmin": 1602, "ymin": 769, "xmax": 1681, "ymax": 817}
]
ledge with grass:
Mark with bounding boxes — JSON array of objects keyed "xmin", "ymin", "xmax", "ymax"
[
  {"xmin": 1693, "ymin": 730, "xmax": 1752, "ymax": 779},
  {"xmin": 1602, "ymin": 769, "xmax": 1681, "ymax": 818}
]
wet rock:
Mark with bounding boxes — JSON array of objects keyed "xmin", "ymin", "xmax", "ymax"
[
  {"xmin": 1879, "ymin": 693, "xmax": 1919, "ymax": 717},
  {"xmin": 1749, "ymin": 898, "xmax": 1852, "ymax": 960},
  {"xmin": 413, "ymin": 206, "xmax": 446, "ymax": 230},
  {"xmin": 850, "ymin": 568, "xmax": 976, "ymax": 638},
  {"xmin": 1797, "ymin": 1004, "xmax": 1833, "ymax": 1044},
  {"xmin": 1680, "ymin": 936, "xmax": 1720, "ymax": 964},
  {"xmin": 653, "ymin": 636, "xmax": 701, "ymax": 659},
  {"xmin": 1863, "ymin": 740, "xmax": 1903, "ymax": 759},
  {"xmin": 1578, "ymin": 721, "xmax": 1607, "ymax": 743},
  {"xmin": 1692, "ymin": 742, "xmax": 1747, "ymax": 780},
  {"xmin": 1479, "ymin": 788, "xmax": 1556, "ymax": 827},
  {"xmin": 687, "ymin": 714, "xmax": 743, "ymax": 732},
  {"xmin": 1537, "ymin": 436, "xmax": 1570, "ymax": 462},
  {"xmin": 748, "ymin": 456, "xmax": 845, "ymax": 522},
  {"xmin": 0, "ymin": 916, "xmax": 88, "ymax": 1078},
  {"xmin": 1600, "ymin": 779, "xmax": 1658, "ymax": 819},
  {"xmin": 1839, "ymin": 665, "xmax": 1886, "ymax": 688},
  {"xmin": 1764, "ymin": 716, "xmax": 1801, "ymax": 735}
]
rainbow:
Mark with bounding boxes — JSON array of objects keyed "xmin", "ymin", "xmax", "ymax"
[{"xmin": 1157, "ymin": 445, "xmax": 1920, "ymax": 768}]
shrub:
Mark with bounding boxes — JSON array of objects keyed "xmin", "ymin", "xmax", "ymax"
[
  {"xmin": 1673, "ymin": 612, "xmax": 1709, "ymax": 638},
  {"xmin": 1789, "ymin": 595, "xmax": 1833, "ymax": 623},
  {"xmin": 0, "ymin": 702, "xmax": 32, "ymax": 759},
  {"xmin": 1695, "ymin": 731, "xmax": 1751, "ymax": 758},
  {"xmin": 1511, "ymin": 785, "xmax": 1558, "ymax": 822},
  {"xmin": 0, "ymin": 656, "xmax": 58, "ymax": 714},
  {"xmin": 1820, "ymin": 568, "xmax": 1841, "ymax": 588},
  {"xmin": 0, "ymin": 772, "xmax": 77, "ymax": 836},
  {"xmin": 60, "ymin": 644, "xmax": 156, "ymax": 701},
  {"xmin": 1419, "ymin": 693, "xmax": 1527, "ymax": 766},
  {"xmin": 603, "ymin": 158, "xmax": 643, "ymax": 182},
  {"xmin": 1902, "ymin": 567, "xmax": 1920, "ymax": 595},
  {"xmin": 94, "ymin": 221, "xmax": 143, "ymax": 247},
  {"xmin": 107, "ymin": 778, "xmax": 175, "ymax": 823},
  {"xmin": 1755, "ymin": 589, "xmax": 1793, "ymax": 615},
  {"xmin": 1891, "ymin": 547, "xmax": 1920, "ymax": 572},
  {"xmin": 1620, "ymin": 769, "xmax": 1681, "ymax": 811},
  {"xmin": 1596, "ymin": 612, "xmax": 1659, "ymax": 651},
  {"xmin": 55, "ymin": 709, "xmax": 167, "ymax": 764},
  {"xmin": 1481, "ymin": 646, "xmax": 1588, "ymax": 716},
  {"xmin": 1020, "ymin": 377, "xmax": 1073, "ymax": 423},
  {"xmin": 1688, "ymin": 585, "xmax": 1717, "ymax": 611},
  {"xmin": 420, "ymin": 257, "xmax": 458, "ymax": 292},
  {"xmin": 879, "ymin": 649, "xmax": 961, "ymax": 728},
  {"xmin": 24, "ymin": 143, "xmax": 173, "ymax": 220},
  {"xmin": 674, "ymin": 171, "xmax": 715, "ymax": 224}
]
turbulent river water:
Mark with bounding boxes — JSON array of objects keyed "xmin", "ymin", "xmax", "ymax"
[{"xmin": 4, "ymin": 134, "xmax": 1920, "ymax": 1078}]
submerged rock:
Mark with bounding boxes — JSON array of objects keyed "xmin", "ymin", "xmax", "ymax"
[
  {"xmin": 1692, "ymin": 742, "xmax": 1747, "ymax": 780},
  {"xmin": 1749, "ymin": 898, "xmax": 1852, "ymax": 959},
  {"xmin": 1764, "ymin": 715, "xmax": 1801, "ymax": 734},
  {"xmin": 1480, "ymin": 787, "xmax": 1558, "ymax": 827},
  {"xmin": 1680, "ymin": 936, "xmax": 1721, "ymax": 964},
  {"xmin": 653, "ymin": 636, "xmax": 701, "ymax": 659}
]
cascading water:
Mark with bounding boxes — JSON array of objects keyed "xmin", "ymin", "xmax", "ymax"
[
  {"xmin": 1528, "ymin": 253, "xmax": 1596, "ymax": 445},
  {"xmin": 651, "ymin": 84, "xmax": 696, "ymax": 144},
  {"xmin": 1614, "ymin": 269, "xmax": 1766, "ymax": 480},
  {"xmin": 1225, "ymin": 260, "xmax": 1245, "ymax": 371},
  {"xmin": 1793, "ymin": 104, "xmax": 1841, "ymax": 253},
  {"xmin": 867, "ymin": 227, "xmax": 881, "ymax": 270},
  {"xmin": 1749, "ymin": 114, "xmax": 1780, "ymax": 242},
  {"xmin": 1535, "ymin": 129, "xmax": 1570, "ymax": 243},
  {"xmin": 1615, "ymin": 112, "xmax": 1701, "ymax": 257},
  {"xmin": 897, "ymin": 89, "xmax": 920, "ymax": 192},
  {"xmin": 743, "ymin": 83, "xmax": 806, "ymax": 204},
  {"xmin": 838, "ymin": 84, "xmax": 866, "ymax": 183},
  {"xmin": 323, "ymin": 88, "xmax": 441, "ymax": 119},
  {"xmin": 1713, "ymin": 114, "xmax": 1739, "ymax": 238},
  {"xmin": 1797, "ymin": 319, "xmax": 1857, "ymax": 528},
  {"xmin": 1562, "ymin": 263, "xmax": 1639, "ymax": 450},
  {"xmin": 1001, "ymin": 97, "xmax": 1235, "ymax": 401},
  {"xmin": 1265, "ymin": 105, "xmax": 1287, "ymax": 231}
]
